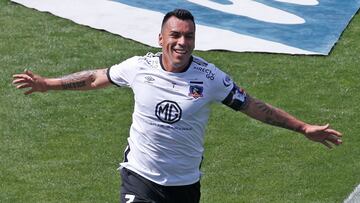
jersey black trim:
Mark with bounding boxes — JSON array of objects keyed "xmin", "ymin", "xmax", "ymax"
[
  {"xmin": 106, "ymin": 67, "xmax": 122, "ymax": 87},
  {"xmin": 123, "ymin": 145, "xmax": 130, "ymax": 163},
  {"xmin": 190, "ymin": 81, "xmax": 203, "ymax": 84},
  {"xmin": 159, "ymin": 54, "xmax": 193, "ymax": 73}
]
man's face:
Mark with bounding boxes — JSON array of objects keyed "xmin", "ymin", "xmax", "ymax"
[{"xmin": 159, "ymin": 16, "xmax": 195, "ymax": 72}]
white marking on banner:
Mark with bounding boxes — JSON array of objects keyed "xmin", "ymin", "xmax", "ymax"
[{"xmin": 186, "ymin": 0, "xmax": 306, "ymax": 24}]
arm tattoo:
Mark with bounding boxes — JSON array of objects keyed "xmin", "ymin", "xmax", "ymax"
[
  {"xmin": 254, "ymin": 100, "xmax": 302, "ymax": 132},
  {"xmin": 255, "ymin": 100, "xmax": 273, "ymax": 116},
  {"xmin": 62, "ymin": 81, "xmax": 86, "ymax": 89},
  {"xmin": 60, "ymin": 70, "xmax": 95, "ymax": 90}
]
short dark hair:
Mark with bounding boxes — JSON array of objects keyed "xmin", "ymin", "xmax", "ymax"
[{"xmin": 161, "ymin": 9, "xmax": 195, "ymax": 29}]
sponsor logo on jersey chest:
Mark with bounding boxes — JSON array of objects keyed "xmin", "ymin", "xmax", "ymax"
[
  {"xmin": 193, "ymin": 66, "xmax": 215, "ymax": 80},
  {"xmin": 155, "ymin": 100, "xmax": 182, "ymax": 124}
]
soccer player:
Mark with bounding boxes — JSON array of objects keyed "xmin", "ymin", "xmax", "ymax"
[{"xmin": 13, "ymin": 9, "xmax": 342, "ymax": 203}]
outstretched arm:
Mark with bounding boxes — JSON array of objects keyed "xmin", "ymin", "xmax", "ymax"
[
  {"xmin": 240, "ymin": 95, "xmax": 343, "ymax": 149},
  {"xmin": 13, "ymin": 68, "xmax": 110, "ymax": 95}
]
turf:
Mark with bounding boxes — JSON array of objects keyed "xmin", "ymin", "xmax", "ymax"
[{"xmin": 1, "ymin": 0, "xmax": 359, "ymax": 202}]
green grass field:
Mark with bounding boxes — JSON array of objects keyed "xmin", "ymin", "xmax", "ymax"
[{"xmin": 1, "ymin": 0, "xmax": 360, "ymax": 202}]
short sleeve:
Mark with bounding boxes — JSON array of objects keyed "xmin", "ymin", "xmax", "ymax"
[
  {"xmin": 107, "ymin": 56, "xmax": 139, "ymax": 88},
  {"xmin": 211, "ymin": 66, "xmax": 235, "ymax": 102}
]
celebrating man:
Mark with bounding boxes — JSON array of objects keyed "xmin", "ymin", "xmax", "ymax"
[{"xmin": 13, "ymin": 9, "xmax": 342, "ymax": 203}]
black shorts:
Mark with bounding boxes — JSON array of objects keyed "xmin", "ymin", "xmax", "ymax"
[{"xmin": 120, "ymin": 167, "xmax": 201, "ymax": 203}]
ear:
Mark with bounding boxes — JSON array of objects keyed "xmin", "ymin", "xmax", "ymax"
[{"xmin": 158, "ymin": 33, "xmax": 163, "ymax": 47}]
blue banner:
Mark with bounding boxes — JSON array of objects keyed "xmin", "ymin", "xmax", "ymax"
[
  {"xmin": 11, "ymin": 0, "xmax": 360, "ymax": 55},
  {"xmin": 114, "ymin": 0, "xmax": 360, "ymax": 54}
]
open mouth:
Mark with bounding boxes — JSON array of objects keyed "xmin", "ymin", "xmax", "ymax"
[{"xmin": 173, "ymin": 48, "xmax": 187, "ymax": 55}]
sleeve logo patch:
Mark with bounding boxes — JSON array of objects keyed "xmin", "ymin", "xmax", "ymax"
[{"xmin": 223, "ymin": 75, "xmax": 232, "ymax": 87}]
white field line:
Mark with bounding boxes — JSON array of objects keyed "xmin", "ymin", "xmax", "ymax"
[{"xmin": 344, "ymin": 184, "xmax": 360, "ymax": 203}]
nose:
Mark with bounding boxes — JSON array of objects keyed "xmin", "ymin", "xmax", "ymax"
[{"xmin": 177, "ymin": 35, "xmax": 186, "ymax": 46}]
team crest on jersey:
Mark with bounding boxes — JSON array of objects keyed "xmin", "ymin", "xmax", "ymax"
[{"xmin": 189, "ymin": 85, "xmax": 204, "ymax": 99}]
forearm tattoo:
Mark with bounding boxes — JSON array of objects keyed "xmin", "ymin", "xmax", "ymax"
[
  {"xmin": 255, "ymin": 101, "xmax": 273, "ymax": 116},
  {"xmin": 60, "ymin": 70, "xmax": 95, "ymax": 90},
  {"xmin": 254, "ymin": 100, "xmax": 302, "ymax": 132},
  {"xmin": 62, "ymin": 81, "xmax": 86, "ymax": 89}
]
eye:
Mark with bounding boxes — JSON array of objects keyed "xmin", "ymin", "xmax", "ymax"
[
  {"xmin": 170, "ymin": 32, "xmax": 181, "ymax": 38},
  {"xmin": 185, "ymin": 34, "xmax": 194, "ymax": 39}
]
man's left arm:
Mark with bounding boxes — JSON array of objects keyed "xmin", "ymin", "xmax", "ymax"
[{"xmin": 239, "ymin": 95, "xmax": 343, "ymax": 148}]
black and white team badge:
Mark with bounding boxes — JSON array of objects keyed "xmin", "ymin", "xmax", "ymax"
[
  {"xmin": 188, "ymin": 85, "xmax": 204, "ymax": 99},
  {"xmin": 155, "ymin": 100, "xmax": 182, "ymax": 124}
]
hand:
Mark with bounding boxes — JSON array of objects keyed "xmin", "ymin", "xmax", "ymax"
[
  {"xmin": 303, "ymin": 124, "xmax": 343, "ymax": 149},
  {"xmin": 12, "ymin": 69, "xmax": 48, "ymax": 95}
]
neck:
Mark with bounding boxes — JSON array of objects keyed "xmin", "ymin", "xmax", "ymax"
[{"xmin": 160, "ymin": 54, "xmax": 192, "ymax": 73}]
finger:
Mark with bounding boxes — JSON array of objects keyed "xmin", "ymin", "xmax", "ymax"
[
  {"xmin": 325, "ymin": 128, "xmax": 343, "ymax": 137},
  {"xmin": 13, "ymin": 74, "xmax": 28, "ymax": 79},
  {"xmin": 13, "ymin": 78, "xmax": 30, "ymax": 84},
  {"xmin": 327, "ymin": 134, "xmax": 341, "ymax": 141},
  {"xmin": 25, "ymin": 69, "xmax": 34, "ymax": 78},
  {"xmin": 12, "ymin": 74, "xmax": 33, "ymax": 82},
  {"xmin": 326, "ymin": 135, "xmax": 343, "ymax": 145},
  {"xmin": 312, "ymin": 124, "xmax": 331, "ymax": 135},
  {"xmin": 321, "ymin": 140, "xmax": 332, "ymax": 149},
  {"xmin": 320, "ymin": 123, "xmax": 330, "ymax": 131},
  {"xmin": 335, "ymin": 139, "xmax": 343, "ymax": 145},
  {"xmin": 16, "ymin": 83, "xmax": 32, "ymax": 89},
  {"xmin": 13, "ymin": 74, "xmax": 23, "ymax": 78}
]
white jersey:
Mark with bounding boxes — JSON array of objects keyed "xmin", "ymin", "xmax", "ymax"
[{"xmin": 108, "ymin": 52, "xmax": 235, "ymax": 186}]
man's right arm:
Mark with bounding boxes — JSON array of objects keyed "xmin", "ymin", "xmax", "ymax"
[{"xmin": 12, "ymin": 68, "xmax": 111, "ymax": 95}]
